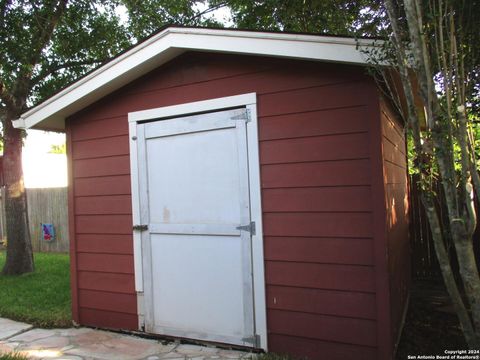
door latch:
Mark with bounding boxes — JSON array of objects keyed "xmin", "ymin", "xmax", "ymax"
[{"xmin": 132, "ymin": 224, "xmax": 148, "ymax": 231}]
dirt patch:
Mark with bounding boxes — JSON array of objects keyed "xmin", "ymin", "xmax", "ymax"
[{"xmin": 396, "ymin": 279, "xmax": 467, "ymax": 359}]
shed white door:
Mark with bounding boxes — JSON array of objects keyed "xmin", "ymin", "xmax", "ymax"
[{"xmin": 136, "ymin": 108, "xmax": 255, "ymax": 346}]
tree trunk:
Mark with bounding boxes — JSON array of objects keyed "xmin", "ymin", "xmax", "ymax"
[
  {"xmin": 453, "ymin": 232, "xmax": 480, "ymax": 337},
  {"xmin": 1, "ymin": 110, "xmax": 34, "ymax": 275},
  {"xmin": 423, "ymin": 196, "xmax": 480, "ymax": 348}
]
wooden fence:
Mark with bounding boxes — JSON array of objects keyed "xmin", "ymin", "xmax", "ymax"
[
  {"xmin": 409, "ymin": 174, "xmax": 480, "ymax": 279},
  {"xmin": 0, "ymin": 187, "xmax": 69, "ymax": 253},
  {"xmin": 409, "ymin": 175, "xmax": 442, "ymax": 278}
]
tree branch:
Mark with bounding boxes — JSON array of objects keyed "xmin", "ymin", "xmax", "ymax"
[
  {"xmin": 12, "ymin": 0, "xmax": 68, "ymax": 104},
  {"xmin": 186, "ymin": 1, "xmax": 227, "ymax": 24},
  {"xmin": 0, "ymin": 80, "xmax": 15, "ymax": 109},
  {"xmin": 30, "ymin": 58, "xmax": 108, "ymax": 87},
  {"xmin": 28, "ymin": 0, "xmax": 68, "ymax": 71},
  {"xmin": 423, "ymin": 194, "xmax": 478, "ymax": 348}
]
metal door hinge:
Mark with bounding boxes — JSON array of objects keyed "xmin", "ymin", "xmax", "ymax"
[
  {"xmin": 231, "ymin": 109, "xmax": 251, "ymax": 122},
  {"xmin": 133, "ymin": 224, "xmax": 148, "ymax": 231},
  {"xmin": 236, "ymin": 221, "xmax": 256, "ymax": 235},
  {"xmin": 245, "ymin": 108, "xmax": 252, "ymax": 122},
  {"xmin": 242, "ymin": 334, "xmax": 261, "ymax": 347}
]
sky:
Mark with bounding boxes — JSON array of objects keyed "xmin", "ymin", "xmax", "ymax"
[{"xmin": 23, "ymin": 130, "xmax": 67, "ymax": 188}]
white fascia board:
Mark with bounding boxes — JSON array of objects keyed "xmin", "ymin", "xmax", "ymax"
[
  {"xmin": 14, "ymin": 27, "xmax": 378, "ymax": 130},
  {"xmin": 171, "ymin": 28, "xmax": 371, "ymax": 64},
  {"xmin": 12, "ymin": 117, "xmax": 25, "ymax": 129}
]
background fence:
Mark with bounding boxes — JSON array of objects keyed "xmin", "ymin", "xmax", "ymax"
[
  {"xmin": 409, "ymin": 175, "xmax": 442, "ymax": 278},
  {"xmin": 0, "ymin": 187, "xmax": 69, "ymax": 253},
  {"xmin": 409, "ymin": 174, "xmax": 480, "ymax": 279}
]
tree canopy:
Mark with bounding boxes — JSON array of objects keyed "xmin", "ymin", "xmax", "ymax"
[
  {"xmin": 0, "ymin": 1, "xmax": 228, "ymax": 114},
  {"xmin": 0, "ymin": 0, "xmax": 224, "ymax": 275},
  {"xmin": 1, "ymin": 1, "xmax": 127, "ymax": 109},
  {"xmin": 217, "ymin": 0, "xmax": 384, "ymax": 36}
]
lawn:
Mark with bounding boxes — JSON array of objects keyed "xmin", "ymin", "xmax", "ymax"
[
  {"xmin": 0, "ymin": 354, "xmax": 28, "ymax": 360},
  {"xmin": 0, "ymin": 252, "xmax": 71, "ymax": 328}
]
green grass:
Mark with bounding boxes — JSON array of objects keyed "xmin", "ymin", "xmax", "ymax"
[
  {"xmin": 0, "ymin": 353, "xmax": 28, "ymax": 360},
  {"xmin": 0, "ymin": 252, "xmax": 71, "ymax": 328}
]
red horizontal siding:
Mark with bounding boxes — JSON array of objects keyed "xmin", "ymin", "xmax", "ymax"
[
  {"xmin": 258, "ymin": 82, "xmax": 370, "ymax": 118},
  {"xmin": 121, "ymin": 56, "xmax": 269, "ymax": 95},
  {"xmin": 266, "ymin": 261, "xmax": 375, "ymax": 293},
  {"xmin": 381, "ymin": 99, "xmax": 410, "ymax": 354},
  {"xmin": 74, "ymin": 175, "xmax": 131, "ymax": 196},
  {"xmin": 79, "ymin": 308, "xmax": 138, "ymax": 330},
  {"xmin": 76, "ymin": 215, "xmax": 132, "ymax": 234},
  {"xmin": 76, "ymin": 234, "xmax": 133, "ymax": 255},
  {"xmin": 267, "ymin": 286, "xmax": 376, "ymax": 319},
  {"xmin": 79, "ymin": 289, "xmax": 137, "ymax": 314},
  {"xmin": 386, "ymin": 186, "xmax": 409, "ymax": 230},
  {"xmin": 382, "ymin": 113, "xmax": 405, "ymax": 156},
  {"xmin": 77, "ymin": 253, "xmax": 134, "ymax": 274},
  {"xmin": 77, "ymin": 271, "xmax": 135, "ymax": 294},
  {"xmin": 73, "ymin": 155, "xmax": 130, "ymax": 178},
  {"xmin": 70, "ymin": 59, "xmax": 368, "ymax": 123},
  {"xmin": 268, "ymin": 334, "xmax": 376, "ymax": 360},
  {"xmin": 261, "ymin": 159, "xmax": 371, "ymax": 188},
  {"xmin": 383, "ymin": 138, "xmax": 407, "ymax": 167},
  {"xmin": 259, "ymin": 106, "xmax": 369, "ymax": 141},
  {"xmin": 71, "ymin": 75, "xmax": 344, "ymax": 123},
  {"xmin": 264, "ymin": 237, "xmax": 373, "ymax": 265},
  {"xmin": 262, "ymin": 186, "xmax": 372, "ymax": 212},
  {"xmin": 72, "ymin": 135, "xmax": 129, "ymax": 160},
  {"xmin": 71, "ymin": 116, "xmax": 128, "ymax": 141},
  {"xmin": 67, "ymin": 53, "xmax": 380, "ymax": 357},
  {"xmin": 75, "ymin": 195, "xmax": 132, "ymax": 215},
  {"xmin": 268, "ymin": 309, "xmax": 377, "ymax": 346},
  {"xmin": 384, "ymin": 160, "xmax": 408, "ymax": 185},
  {"xmin": 260, "ymin": 132, "xmax": 369, "ymax": 164},
  {"xmin": 263, "ymin": 212, "xmax": 373, "ymax": 238}
]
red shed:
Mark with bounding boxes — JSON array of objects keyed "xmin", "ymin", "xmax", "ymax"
[{"xmin": 14, "ymin": 27, "xmax": 410, "ymax": 360}]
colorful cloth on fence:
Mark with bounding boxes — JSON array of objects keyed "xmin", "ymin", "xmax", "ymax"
[{"xmin": 42, "ymin": 223, "xmax": 55, "ymax": 241}]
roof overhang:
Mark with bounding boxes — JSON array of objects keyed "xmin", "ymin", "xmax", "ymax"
[{"xmin": 14, "ymin": 26, "xmax": 378, "ymax": 131}]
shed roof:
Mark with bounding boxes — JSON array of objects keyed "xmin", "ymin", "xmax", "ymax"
[{"xmin": 14, "ymin": 26, "xmax": 377, "ymax": 131}]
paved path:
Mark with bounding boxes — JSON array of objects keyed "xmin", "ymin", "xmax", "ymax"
[{"xmin": 0, "ymin": 318, "xmax": 253, "ymax": 360}]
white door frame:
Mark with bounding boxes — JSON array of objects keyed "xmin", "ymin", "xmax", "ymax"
[{"xmin": 128, "ymin": 93, "xmax": 267, "ymax": 350}]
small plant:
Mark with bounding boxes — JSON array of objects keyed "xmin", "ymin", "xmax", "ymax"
[{"xmin": 250, "ymin": 353, "xmax": 302, "ymax": 360}]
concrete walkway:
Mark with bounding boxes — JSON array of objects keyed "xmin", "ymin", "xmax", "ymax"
[{"xmin": 0, "ymin": 318, "xmax": 253, "ymax": 360}]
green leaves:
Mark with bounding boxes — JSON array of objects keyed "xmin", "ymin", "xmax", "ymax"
[
  {"xmin": 0, "ymin": 1, "xmax": 125, "ymax": 107},
  {"xmin": 0, "ymin": 0, "xmax": 230, "ymax": 110},
  {"xmin": 121, "ymin": 0, "xmax": 218, "ymax": 40},
  {"xmin": 213, "ymin": 0, "xmax": 384, "ymax": 36}
]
